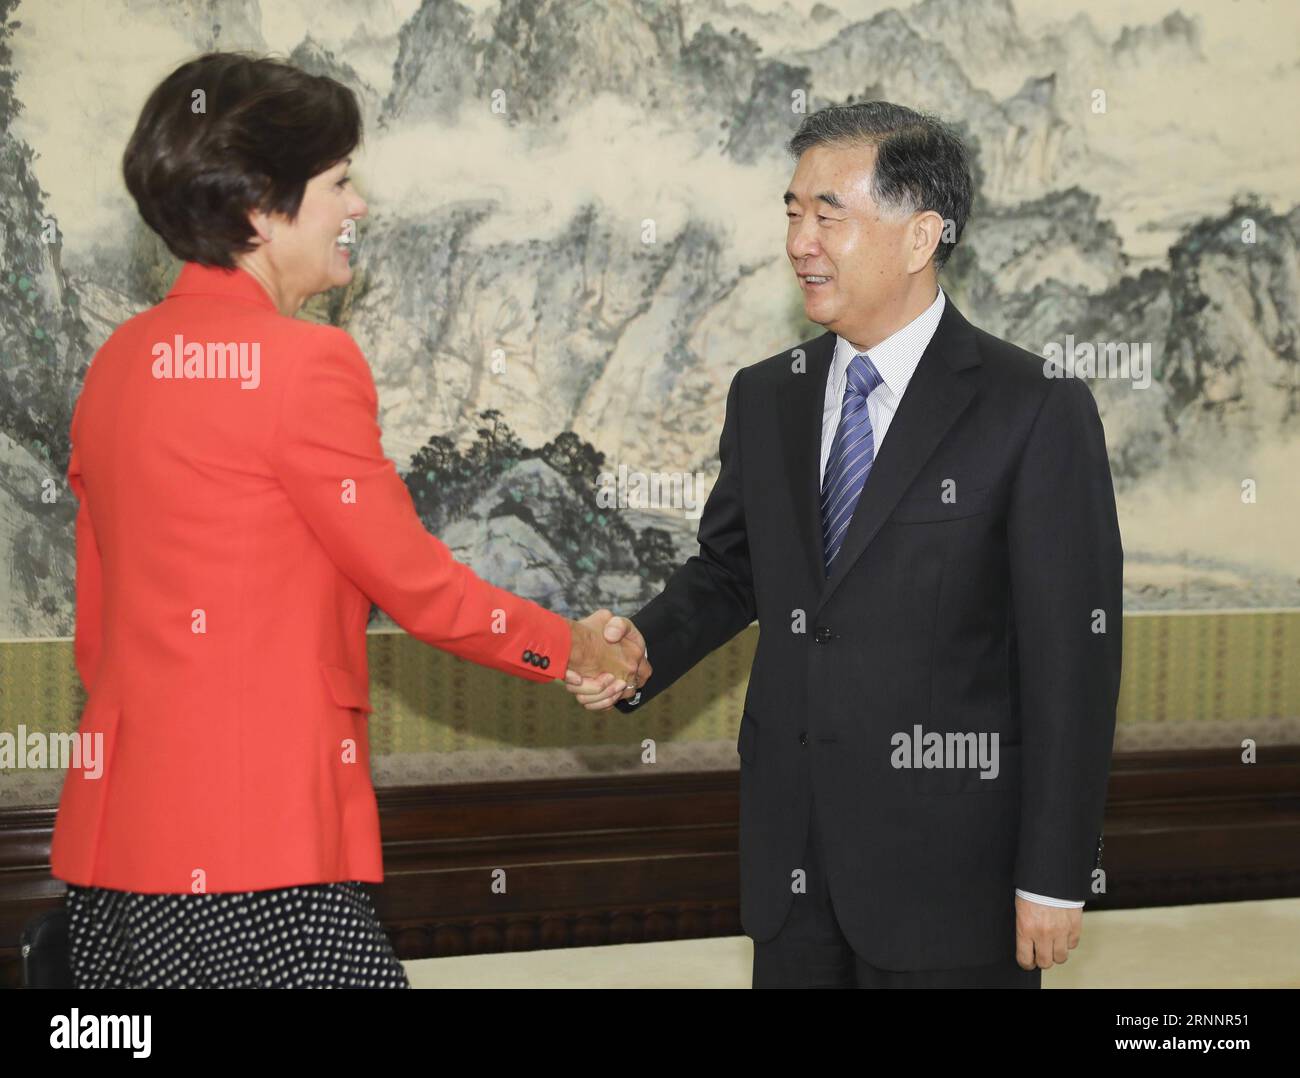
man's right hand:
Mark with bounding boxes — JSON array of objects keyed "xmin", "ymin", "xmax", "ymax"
[
  {"xmin": 565, "ymin": 609, "xmax": 650, "ymax": 704},
  {"xmin": 564, "ymin": 610, "xmax": 650, "ymax": 710}
]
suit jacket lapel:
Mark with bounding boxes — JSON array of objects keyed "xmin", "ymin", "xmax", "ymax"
[
  {"xmin": 779, "ymin": 331, "xmax": 837, "ymax": 592},
  {"xmin": 814, "ymin": 297, "xmax": 982, "ymax": 617}
]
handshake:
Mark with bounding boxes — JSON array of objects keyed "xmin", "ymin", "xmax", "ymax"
[{"xmin": 564, "ymin": 609, "xmax": 650, "ymax": 711}]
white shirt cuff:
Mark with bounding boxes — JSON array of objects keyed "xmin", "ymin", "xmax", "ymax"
[
  {"xmin": 628, "ymin": 638, "xmax": 646, "ymax": 705},
  {"xmin": 1016, "ymin": 889, "xmax": 1084, "ymax": 908}
]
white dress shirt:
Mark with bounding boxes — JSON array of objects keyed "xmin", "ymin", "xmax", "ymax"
[
  {"xmin": 634, "ymin": 285, "xmax": 1083, "ymax": 910},
  {"xmin": 819, "ymin": 286, "xmax": 945, "ymax": 484}
]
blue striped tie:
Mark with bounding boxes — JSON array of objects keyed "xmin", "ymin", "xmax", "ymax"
[{"xmin": 821, "ymin": 352, "xmax": 883, "ymax": 574}]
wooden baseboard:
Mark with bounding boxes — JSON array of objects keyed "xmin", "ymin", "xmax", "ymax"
[
  {"xmin": 1090, "ymin": 746, "xmax": 1300, "ymax": 907},
  {"xmin": 371, "ymin": 772, "xmax": 744, "ymax": 961},
  {"xmin": 3, "ymin": 747, "xmax": 1299, "ymax": 986}
]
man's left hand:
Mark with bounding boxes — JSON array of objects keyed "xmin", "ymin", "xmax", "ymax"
[{"xmin": 1015, "ymin": 894, "xmax": 1083, "ymax": 970}]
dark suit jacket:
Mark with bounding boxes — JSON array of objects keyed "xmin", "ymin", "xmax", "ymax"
[{"xmin": 616, "ymin": 295, "xmax": 1123, "ymax": 970}]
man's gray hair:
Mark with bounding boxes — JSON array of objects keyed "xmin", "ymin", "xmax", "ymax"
[{"xmin": 787, "ymin": 101, "xmax": 973, "ymax": 269}]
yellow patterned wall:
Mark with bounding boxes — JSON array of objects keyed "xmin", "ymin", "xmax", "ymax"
[{"xmin": 1, "ymin": 611, "xmax": 1297, "ymax": 805}]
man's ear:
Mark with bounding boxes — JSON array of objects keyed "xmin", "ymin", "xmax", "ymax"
[{"xmin": 907, "ymin": 210, "xmax": 944, "ymax": 274}]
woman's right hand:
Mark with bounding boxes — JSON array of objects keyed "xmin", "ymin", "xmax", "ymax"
[{"xmin": 566, "ymin": 610, "xmax": 649, "ymax": 694}]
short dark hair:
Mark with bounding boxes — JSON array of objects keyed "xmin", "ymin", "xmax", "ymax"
[
  {"xmin": 123, "ymin": 51, "xmax": 362, "ymax": 268},
  {"xmin": 787, "ymin": 102, "xmax": 972, "ymax": 269}
]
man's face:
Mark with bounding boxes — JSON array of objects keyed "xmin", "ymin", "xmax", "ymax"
[{"xmin": 784, "ymin": 142, "xmax": 914, "ymax": 342}]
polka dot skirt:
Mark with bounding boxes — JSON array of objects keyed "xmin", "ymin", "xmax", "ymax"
[{"xmin": 65, "ymin": 881, "xmax": 410, "ymax": 988}]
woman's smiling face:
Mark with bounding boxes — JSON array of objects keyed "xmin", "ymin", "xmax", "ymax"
[{"xmin": 243, "ymin": 157, "xmax": 369, "ymax": 312}]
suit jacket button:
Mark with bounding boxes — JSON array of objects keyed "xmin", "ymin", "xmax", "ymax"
[
  {"xmin": 523, "ymin": 649, "xmax": 533, "ymax": 662},
  {"xmin": 799, "ymin": 731, "xmax": 808, "ymax": 746},
  {"xmin": 540, "ymin": 656, "xmax": 550, "ymax": 669}
]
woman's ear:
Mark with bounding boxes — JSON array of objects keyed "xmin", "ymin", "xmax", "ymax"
[{"xmin": 247, "ymin": 207, "xmax": 275, "ymax": 244}]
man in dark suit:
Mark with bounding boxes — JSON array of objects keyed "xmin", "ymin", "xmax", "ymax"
[{"xmin": 564, "ymin": 102, "xmax": 1123, "ymax": 988}]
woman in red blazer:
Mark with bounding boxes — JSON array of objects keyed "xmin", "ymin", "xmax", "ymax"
[{"xmin": 50, "ymin": 52, "xmax": 646, "ymax": 988}]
